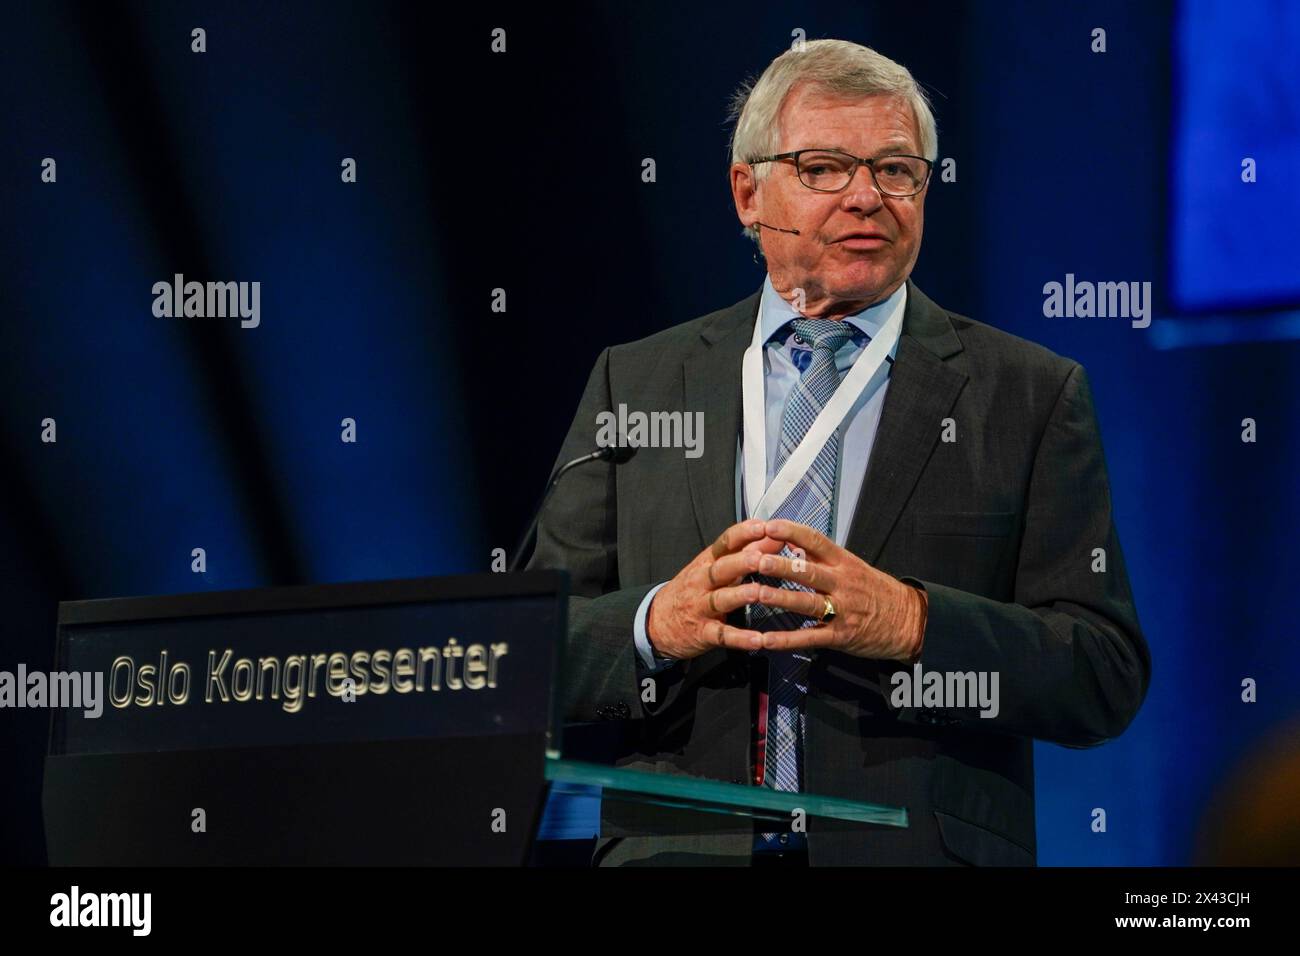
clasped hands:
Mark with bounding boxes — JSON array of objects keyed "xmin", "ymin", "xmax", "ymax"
[{"xmin": 646, "ymin": 518, "xmax": 927, "ymax": 663}]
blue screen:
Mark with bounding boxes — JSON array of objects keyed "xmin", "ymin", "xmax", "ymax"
[{"xmin": 1172, "ymin": 0, "xmax": 1300, "ymax": 311}]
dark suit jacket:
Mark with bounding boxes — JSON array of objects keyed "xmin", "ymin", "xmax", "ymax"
[{"xmin": 528, "ymin": 279, "xmax": 1150, "ymax": 866}]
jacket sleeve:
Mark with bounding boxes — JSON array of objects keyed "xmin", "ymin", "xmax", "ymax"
[
  {"xmin": 525, "ymin": 347, "xmax": 681, "ymax": 724},
  {"xmin": 891, "ymin": 362, "xmax": 1151, "ymax": 747}
]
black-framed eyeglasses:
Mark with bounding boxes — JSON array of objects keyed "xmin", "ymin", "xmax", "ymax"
[{"xmin": 748, "ymin": 148, "xmax": 933, "ymax": 197}]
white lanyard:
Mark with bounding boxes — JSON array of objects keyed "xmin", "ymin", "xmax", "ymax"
[{"xmin": 742, "ymin": 285, "xmax": 905, "ymax": 521}]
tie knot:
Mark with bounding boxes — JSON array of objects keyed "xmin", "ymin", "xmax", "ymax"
[{"xmin": 790, "ymin": 318, "xmax": 856, "ymax": 353}]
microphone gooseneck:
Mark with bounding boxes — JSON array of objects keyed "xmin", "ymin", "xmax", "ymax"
[{"xmin": 508, "ymin": 445, "xmax": 638, "ymax": 572}]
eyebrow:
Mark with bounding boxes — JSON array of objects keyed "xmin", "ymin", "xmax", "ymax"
[{"xmin": 805, "ymin": 143, "xmax": 918, "ymax": 157}]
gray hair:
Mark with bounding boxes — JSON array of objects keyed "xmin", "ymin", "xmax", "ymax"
[{"xmin": 727, "ymin": 39, "xmax": 939, "ymax": 244}]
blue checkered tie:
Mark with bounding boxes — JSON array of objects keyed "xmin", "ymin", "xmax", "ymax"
[{"xmin": 750, "ymin": 319, "xmax": 857, "ymax": 846}]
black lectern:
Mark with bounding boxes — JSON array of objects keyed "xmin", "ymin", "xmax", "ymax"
[{"xmin": 43, "ymin": 571, "xmax": 567, "ymax": 865}]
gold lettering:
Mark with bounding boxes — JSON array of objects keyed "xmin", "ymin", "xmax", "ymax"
[
  {"xmin": 348, "ymin": 651, "xmax": 371, "ymax": 696},
  {"xmin": 134, "ymin": 664, "xmax": 156, "ymax": 707},
  {"xmin": 168, "ymin": 662, "xmax": 191, "ymax": 705},
  {"xmin": 110, "ymin": 656, "xmax": 134, "ymax": 708},
  {"xmin": 206, "ymin": 649, "xmax": 231, "ymax": 702},
  {"xmin": 444, "ymin": 639, "xmax": 463, "ymax": 690},
  {"xmin": 371, "ymin": 650, "xmax": 392, "ymax": 694},
  {"xmin": 392, "ymin": 648, "xmax": 415, "ymax": 693},
  {"xmin": 417, "ymin": 647, "xmax": 440, "ymax": 691},
  {"xmin": 308, "ymin": 653, "xmax": 327, "ymax": 697},
  {"xmin": 256, "ymin": 656, "xmax": 281, "ymax": 701},
  {"xmin": 464, "ymin": 644, "xmax": 487, "ymax": 689},
  {"xmin": 326, "ymin": 653, "xmax": 349, "ymax": 695},
  {"xmin": 231, "ymin": 659, "xmax": 254, "ymax": 701},
  {"xmin": 282, "ymin": 655, "xmax": 306, "ymax": 713},
  {"xmin": 488, "ymin": 642, "xmax": 508, "ymax": 688}
]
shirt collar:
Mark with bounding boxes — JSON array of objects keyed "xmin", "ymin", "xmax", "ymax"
[{"xmin": 759, "ymin": 274, "xmax": 907, "ymax": 347}]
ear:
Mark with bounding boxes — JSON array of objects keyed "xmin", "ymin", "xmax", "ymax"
[{"xmin": 730, "ymin": 162, "xmax": 760, "ymax": 229}]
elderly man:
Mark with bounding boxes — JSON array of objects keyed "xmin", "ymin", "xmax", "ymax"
[{"xmin": 529, "ymin": 39, "xmax": 1149, "ymax": 866}]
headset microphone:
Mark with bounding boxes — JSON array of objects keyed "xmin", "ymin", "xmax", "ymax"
[{"xmin": 754, "ymin": 221, "xmax": 801, "ymax": 236}]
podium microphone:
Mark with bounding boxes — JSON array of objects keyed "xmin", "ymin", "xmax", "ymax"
[{"xmin": 508, "ymin": 445, "xmax": 638, "ymax": 572}]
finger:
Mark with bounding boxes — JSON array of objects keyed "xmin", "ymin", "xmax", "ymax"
[
  {"xmin": 710, "ymin": 519, "xmax": 767, "ymax": 560},
  {"xmin": 760, "ymin": 626, "xmax": 835, "ymax": 652},
  {"xmin": 763, "ymin": 519, "xmax": 834, "ymax": 560},
  {"xmin": 707, "ymin": 548, "xmax": 767, "ymax": 586},
  {"xmin": 697, "ymin": 550, "xmax": 754, "ymax": 593},
  {"xmin": 704, "ymin": 538, "xmax": 786, "ymax": 590},
  {"xmin": 756, "ymin": 553, "xmax": 838, "ymax": 593},
  {"xmin": 753, "ymin": 582, "xmax": 826, "ymax": 619},
  {"xmin": 701, "ymin": 539, "xmax": 800, "ymax": 597},
  {"xmin": 711, "ymin": 621, "xmax": 765, "ymax": 652},
  {"xmin": 708, "ymin": 581, "xmax": 762, "ymax": 616}
]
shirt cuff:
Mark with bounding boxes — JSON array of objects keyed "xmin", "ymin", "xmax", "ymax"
[{"xmin": 633, "ymin": 582, "xmax": 676, "ymax": 671}]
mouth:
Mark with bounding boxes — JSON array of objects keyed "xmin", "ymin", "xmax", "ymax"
[{"xmin": 835, "ymin": 234, "xmax": 890, "ymax": 250}]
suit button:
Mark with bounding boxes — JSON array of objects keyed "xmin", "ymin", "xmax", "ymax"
[{"xmin": 779, "ymin": 834, "xmax": 789, "ymax": 845}]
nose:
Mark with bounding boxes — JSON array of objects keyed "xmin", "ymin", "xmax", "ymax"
[{"xmin": 839, "ymin": 163, "xmax": 884, "ymax": 215}]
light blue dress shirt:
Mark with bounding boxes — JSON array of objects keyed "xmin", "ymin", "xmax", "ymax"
[{"xmin": 633, "ymin": 277, "xmax": 906, "ymax": 670}]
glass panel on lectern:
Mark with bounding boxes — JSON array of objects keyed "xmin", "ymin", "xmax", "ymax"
[{"xmin": 545, "ymin": 645, "xmax": 909, "ymax": 838}]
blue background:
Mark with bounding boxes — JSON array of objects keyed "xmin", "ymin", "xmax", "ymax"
[{"xmin": 1, "ymin": 0, "xmax": 1297, "ymax": 865}]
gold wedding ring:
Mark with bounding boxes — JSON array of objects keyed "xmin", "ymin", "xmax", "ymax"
[{"xmin": 818, "ymin": 594, "xmax": 836, "ymax": 625}]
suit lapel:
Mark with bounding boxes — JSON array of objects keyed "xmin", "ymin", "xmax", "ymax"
[
  {"xmin": 683, "ymin": 290, "xmax": 760, "ymax": 551},
  {"xmin": 843, "ymin": 279, "xmax": 968, "ymax": 565},
  {"xmin": 682, "ymin": 280, "xmax": 967, "ymax": 561}
]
